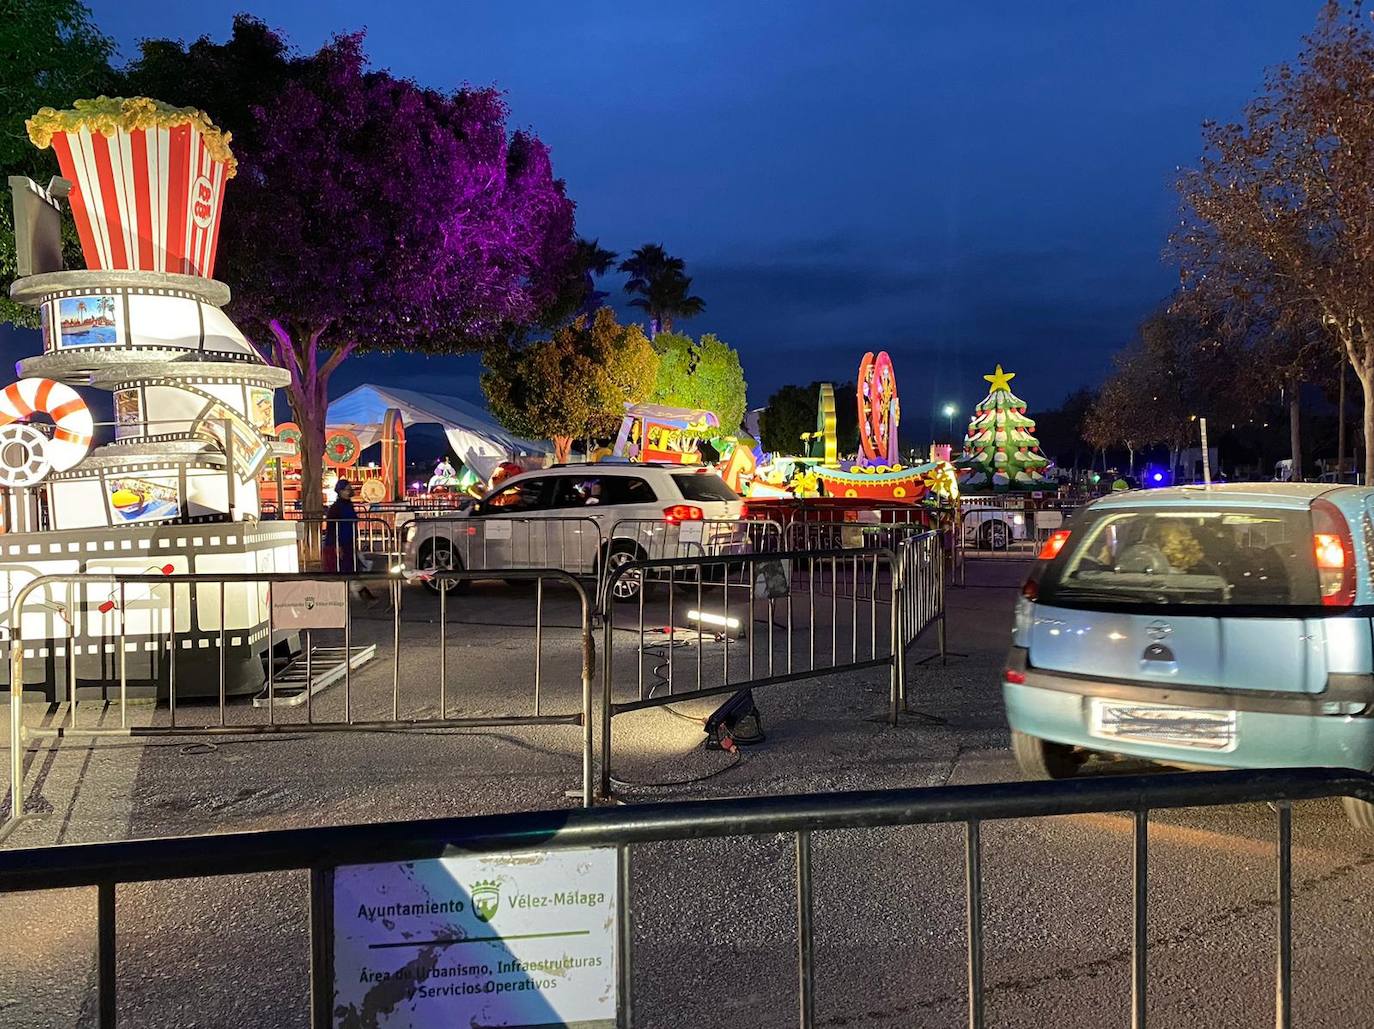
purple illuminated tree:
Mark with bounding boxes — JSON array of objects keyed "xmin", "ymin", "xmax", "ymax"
[{"xmin": 125, "ymin": 22, "xmax": 579, "ymax": 515}]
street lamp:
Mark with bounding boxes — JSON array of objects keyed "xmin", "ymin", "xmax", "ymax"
[{"xmin": 942, "ymin": 403, "xmax": 957, "ymax": 439}]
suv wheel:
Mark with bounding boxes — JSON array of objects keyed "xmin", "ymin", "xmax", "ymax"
[
  {"xmin": 1342, "ymin": 796, "xmax": 1374, "ymax": 831},
  {"xmin": 418, "ymin": 539, "xmax": 468, "ymax": 595},
  {"xmin": 1011, "ymin": 730, "xmax": 1085, "ymax": 780},
  {"xmin": 980, "ymin": 518, "xmax": 1010, "ymax": 550},
  {"xmin": 603, "ymin": 542, "xmax": 645, "ymax": 603}
]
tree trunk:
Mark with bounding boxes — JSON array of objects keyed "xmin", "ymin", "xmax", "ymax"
[
  {"xmin": 552, "ymin": 435, "xmax": 572, "ymax": 463},
  {"xmin": 1288, "ymin": 388, "xmax": 1302, "ymax": 482},
  {"xmin": 1338, "ymin": 362, "xmax": 1347, "ymax": 477},
  {"xmin": 289, "ymin": 390, "xmax": 329, "ymax": 520},
  {"xmin": 1360, "ymin": 368, "xmax": 1374, "ymax": 487},
  {"xmin": 267, "ymin": 319, "xmax": 356, "ymax": 524}
]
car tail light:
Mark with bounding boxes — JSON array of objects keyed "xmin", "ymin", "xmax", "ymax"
[
  {"xmin": 1004, "ymin": 668, "xmax": 1027, "ymax": 685},
  {"xmin": 1037, "ymin": 529, "xmax": 1071, "ymax": 560},
  {"xmin": 1312, "ymin": 499, "xmax": 1356, "ymax": 607},
  {"xmin": 664, "ymin": 504, "xmax": 703, "ymax": 524}
]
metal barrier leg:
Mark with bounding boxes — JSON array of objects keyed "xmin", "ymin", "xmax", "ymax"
[
  {"xmin": 888, "ymin": 584, "xmax": 902, "ymax": 726},
  {"xmin": 7, "ymin": 638, "xmax": 22, "ymax": 832},
  {"xmin": 965, "ymin": 819, "xmax": 984, "ymax": 1029},
  {"xmin": 600, "ymin": 603, "xmax": 614, "ymax": 800},
  {"xmin": 97, "ymin": 879, "xmax": 116, "ymax": 1029},
  {"xmin": 1132, "ymin": 809, "xmax": 1149, "ymax": 1029},
  {"xmin": 617, "ymin": 843, "xmax": 634, "ymax": 1028},
  {"xmin": 796, "ymin": 829, "xmax": 816, "ymax": 1029},
  {"xmin": 310, "ymin": 867, "xmax": 333, "ymax": 1029},
  {"xmin": 581, "ymin": 583, "xmax": 594, "ymax": 808},
  {"xmin": 1276, "ymin": 802, "xmax": 1292, "ymax": 1029}
]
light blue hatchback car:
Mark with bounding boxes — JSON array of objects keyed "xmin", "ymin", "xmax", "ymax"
[{"xmin": 1005, "ymin": 483, "xmax": 1374, "ymax": 827}]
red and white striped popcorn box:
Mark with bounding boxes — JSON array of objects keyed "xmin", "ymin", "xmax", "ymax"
[{"xmin": 27, "ymin": 97, "xmax": 237, "ymax": 279}]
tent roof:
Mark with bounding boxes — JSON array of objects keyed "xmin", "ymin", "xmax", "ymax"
[
  {"xmin": 327, "ymin": 384, "xmax": 546, "ymax": 459},
  {"xmin": 624, "ymin": 402, "xmax": 720, "ymax": 426}
]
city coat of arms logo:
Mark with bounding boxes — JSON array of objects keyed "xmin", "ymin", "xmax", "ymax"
[{"xmin": 471, "ymin": 879, "xmax": 501, "ymax": 922}]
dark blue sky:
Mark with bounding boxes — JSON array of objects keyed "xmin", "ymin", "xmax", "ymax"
[{"xmin": 10, "ymin": 1, "xmax": 1323, "ymax": 432}]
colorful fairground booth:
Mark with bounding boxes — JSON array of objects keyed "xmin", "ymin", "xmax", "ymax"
[{"xmin": 3, "ymin": 97, "xmax": 298, "ymax": 698}]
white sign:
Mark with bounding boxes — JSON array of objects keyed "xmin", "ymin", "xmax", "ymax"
[
  {"xmin": 1033, "ymin": 510, "xmax": 1063, "ymax": 530},
  {"xmin": 483, "ymin": 518, "xmax": 514, "ymax": 541},
  {"xmin": 271, "ymin": 580, "xmax": 347, "ymax": 629},
  {"xmin": 677, "ymin": 519, "xmax": 704, "ymax": 545},
  {"xmin": 332, "ymin": 848, "xmax": 617, "ymax": 1028}
]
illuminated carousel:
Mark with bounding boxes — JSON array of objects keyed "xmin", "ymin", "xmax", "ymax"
[{"xmin": 3, "ymin": 97, "xmax": 298, "ymax": 696}]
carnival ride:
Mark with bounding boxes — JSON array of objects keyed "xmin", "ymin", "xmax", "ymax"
[
  {"xmin": 6, "ymin": 97, "xmax": 300, "ymax": 695},
  {"xmin": 760, "ymin": 352, "xmax": 960, "ymax": 505}
]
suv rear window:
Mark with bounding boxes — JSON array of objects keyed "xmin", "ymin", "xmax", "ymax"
[
  {"xmin": 1038, "ymin": 507, "xmax": 1320, "ymax": 608},
  {"xmin": 671, "ymin": 472, "xmax": 738, "ymax": 503}
]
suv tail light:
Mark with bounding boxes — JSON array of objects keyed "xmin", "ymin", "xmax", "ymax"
[
  {"xmin": 664, "ymin": 504, "xmax": 704, "ymax": 524},
  {"xmin": 1037, "ymin": 529, "xmax": 1071, "ymax": 560},
  {"xmin": 1311, "ymin": 499, "xmax": 1356, "ymax": 607}
]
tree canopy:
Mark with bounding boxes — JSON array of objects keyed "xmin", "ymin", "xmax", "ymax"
[
  {"xmin": 121, "ymin": 20, "xmax": 581, "ymax": 512},
  {"xmin": 482, "ymin": 308, "xmax": 658, "ymax": 462},
  {"xmin": 0, "ymin": 0, "xmax": 116, "ymax": 325},
  {"xmin": 648, "ymin": 330, "xmax": 747, "ymax": 434},
  {"xmin": 758, "ymin": 381, "xmax": 858, "ymax": 457}
]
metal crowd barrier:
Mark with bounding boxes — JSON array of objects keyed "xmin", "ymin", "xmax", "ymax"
[
  {"xmin": 4, "ymin": 567, "xmax": 596, "ymax": 840},
  {"xmin": 953, "ymin": 499, "xmax": 1091, "ymax": 584},
  {"xmin": 600, "ymin": 516, "xmax": 784, "ymax": 606},
  {"xmin": 294, "ymin": 515, "xmax": 399, "ymax": 572},
  {"xmin": 399, "ymin": 514, "xmax": 605, "ymax": 577},
  {"xmin": 0, "ymin": 766, "xmax": 1357, "ymax": 1029},
  {"xmin": 897, "ymin": 531, "xmax": 945, "ymax": 655},
  {"xmin": 598, "ymin": 547, "xmax": 906, "ymax": 797}
]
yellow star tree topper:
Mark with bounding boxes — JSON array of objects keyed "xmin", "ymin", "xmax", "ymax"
[{"xmin": 983, "ymin": 364, "xmax": 1015, "ymax": 393}]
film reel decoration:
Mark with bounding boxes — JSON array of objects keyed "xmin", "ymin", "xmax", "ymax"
[
  {"xmin": 0, "ymin": 377, "xmax": 93, "ymax": 472},
  {"xmin": 0, "ymin": 424, "xmax": 52, "ymax": 487},
  {"xmin": 359, "ymin": 478, "xmax": 386, "ymax": 504}
]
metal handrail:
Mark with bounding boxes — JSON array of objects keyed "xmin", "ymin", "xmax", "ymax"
[
  {"xmin": 0, "ymin": 767, "xmax": 1360, "ymax": 889},
  {"xmin": 0, "ymin": 767, "xmax": 1364, "ymax": 1029}
]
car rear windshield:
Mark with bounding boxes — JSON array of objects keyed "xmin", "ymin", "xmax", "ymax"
[
  {"xmin": 671, "ymin": 472, "xmax": 739, "ymax": 503},
  {"xmin": 1037, "ymin": 506, "xmax": 1321, "ymax": 608}
]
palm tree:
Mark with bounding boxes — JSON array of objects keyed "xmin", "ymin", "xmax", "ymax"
[{"xmin": 618, "ymin": 243, "xmax": 705, "ymax": 336}]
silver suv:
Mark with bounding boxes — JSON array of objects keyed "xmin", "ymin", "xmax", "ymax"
[{"xmin": 402, "ymin": 463, "xmax": 743, "ymax": 600}]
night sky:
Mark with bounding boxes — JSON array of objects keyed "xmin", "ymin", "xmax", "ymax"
[{"xmin": 6, "ymin": 1, "xmax": 1323, "ymax": 436}]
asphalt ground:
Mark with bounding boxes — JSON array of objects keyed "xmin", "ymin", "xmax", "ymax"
[{"xmin": 2, "ymin": 556, "xmax": 1373, "ymax": 1027}]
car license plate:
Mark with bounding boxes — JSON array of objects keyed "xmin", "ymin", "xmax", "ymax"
[{"xmin": 1089, "ymin": 699, "xmax": 1237, "ymax": 751}]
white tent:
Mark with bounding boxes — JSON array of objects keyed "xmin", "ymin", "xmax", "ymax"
[{"xmin": 327, "ymin": 384, "xmax": 548, "ymax": 481}]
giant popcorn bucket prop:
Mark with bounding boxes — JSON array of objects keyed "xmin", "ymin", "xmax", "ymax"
[
  {"xmin": 26, "ymin": 97, "xmax": 237, "ymax": 278},
  {"xmin": 0, "ymin": 96, "xmax": 302, "ymax": 700}
]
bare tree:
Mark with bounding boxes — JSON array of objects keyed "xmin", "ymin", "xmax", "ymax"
[{"xmin": 1174, "ymin": 2, "xmax": 1374, "ymax": 481}]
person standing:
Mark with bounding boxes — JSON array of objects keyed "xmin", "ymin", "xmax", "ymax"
[{"xmin": 321, "ymin": 479, "xmax": 358, "ymax": 573}]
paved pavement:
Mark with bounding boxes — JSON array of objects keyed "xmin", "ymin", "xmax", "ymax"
[{"xmin": 2, "ymin": 557, "xmax": 1373, "ymax": 1027}]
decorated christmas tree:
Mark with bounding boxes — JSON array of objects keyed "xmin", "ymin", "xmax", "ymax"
[{"xmin": 960, "ymin": 365, "xmax": 1049, "ymax": 488}]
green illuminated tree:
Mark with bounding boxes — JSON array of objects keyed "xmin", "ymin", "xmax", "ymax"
[{"xmin": 648, "ymin": 331, "xmax": 747, "ymax": 434}]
